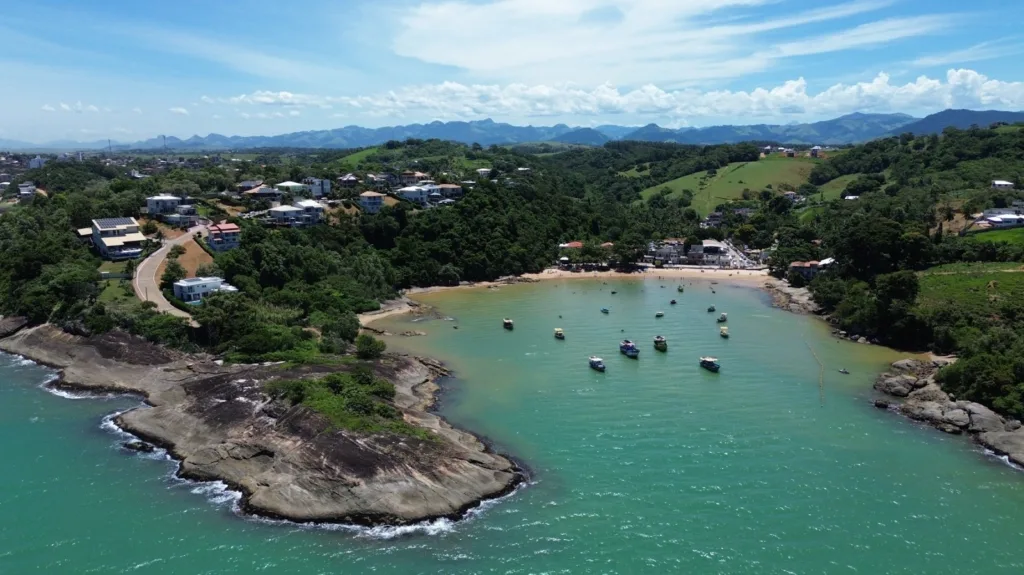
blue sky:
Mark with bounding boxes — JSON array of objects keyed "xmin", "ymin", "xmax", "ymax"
[{"xmin": 4, "ymin": 0, "xmax": 1024, "ymax": 143}]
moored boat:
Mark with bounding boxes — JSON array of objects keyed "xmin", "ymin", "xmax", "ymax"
[
  {"xmin": 589, "ymin": 356, "xmax": 606, "ymax": 372},
  {"xmin": 677, "ymin": 285, "xmax": 684, "ymax": 293},
  {"xmin": 670, "ymin": 299, "xmax": 677, "ymax": 305},
  {"xmin": 717, "ymin": 312, "xmax": 728, "ymax": 323},
  {"xmin": 719, "ymin": 326, "xmax": 729, "ymax": 339},
  {"xmin": 554, "ymin": 328, "xmax": 565, "ymax": 340},
  {"xmin": 655, "ymin": 311, "xmax": 664, "ymax": 318},
  {"xmin": 619, "ymin": 340, "xmax": 640, "ymax": 358},
  {"xmin": 653, "ymin": 335, "xmax": 668, "ymax": 351},
  {"xmin": 707, "ymin": 305, "xmax": 716, "ymax": 313},
  {"xmin": 503, "ymin": 318, "xmax": 514, "ymax": 330},
  {"xmin": 700, "ymin": 356, "xmax": 721, "ymax": 372},
  {"xmin": 601, "ymin": 308, "xmax": 610, "ymax": 314}
]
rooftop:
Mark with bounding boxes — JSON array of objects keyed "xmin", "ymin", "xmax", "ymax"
[
  {"xmin": 360, "ymin": 191, "xmax": 385, "ymax": 197},
  {"xmin": 147, "ymin": 194, "xmax": 180, "ymax": 201},
  {"xmin": 208, "ymin": 223, "xmax": 240, "ymax": 233},
  {"xmin": 294, "ymin": 199, "xmax": 322, "ymax": 208},
  {"xmin": 270, "ymin": 205, "xmax": 302, "ymax": 213},
  {"xmin": 275, "ymin": 180, "xmax": 305, "ymax": 187},
  {"xmin": 93, "ymin": 217, "xmax": 138, "ymax": 230}
]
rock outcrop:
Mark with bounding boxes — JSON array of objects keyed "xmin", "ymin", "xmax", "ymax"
[
  {"xmin": 763, "ymin": 279, "xmax": 820, "ymax": 314},
  {"xmin": 0, "ymin": 325, "xmax": 523, "ymax": 526},
  {"xmin": 874, "ymin": 358, "xmax": 1024, "ymax": 467}
]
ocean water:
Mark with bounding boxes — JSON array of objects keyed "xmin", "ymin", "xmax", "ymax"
[{"xmin": 3, "ymin": 278, "xmax": 1024, "ymax": 574}]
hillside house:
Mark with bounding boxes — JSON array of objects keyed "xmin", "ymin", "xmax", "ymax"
[
  {"xmin": 992, "ymin": 180, "xmax": 1016, "ymax": 190},
  {"xmin": 145, "ymin": 194, "xmax": 181, "ymax": 215},
  {"xmin": 359, "ymin": 191, "xmax": 385, "ymax": 214},
  {"xmin": 164, "ymin": 204, "xmax": 199, "ymax": 228},
  {"xmin": 439, "ymin": 183, "xmax": 464, "ymax": 199},
  {"xmin": 207, "ymin": 223, "xmax": 241, "ymax": 252},
  {"xmin": 244, "ymin": 186, "xmax": 284, "ymax": 202},
  {"xmin": 303, "ymin": 177, "xmax": 332, "ymax": 198},
  {"xmin": 785, "ymin": 149, "xmax": 796, "ymax": 158},
  {"xmin": 17, "ymin": 182, "xmax": 36, "ymax": 203},
  {"xmin": 268, "ymin": 200, "xmax": 324, "ymax": 227},
  {"xmin": 810, "ymin": 146, "xmax": 822, "ymax": 158},
  {"xmin": 397, "ymin": 186, "xmax": 430, "ymax": 206},
  {"xmin": 274, "ymin": 181, "xmax": 309, "ymax": 195},
  {"xmin": 236, "ymin": 179, "xmax": 263, "ymax": 191},
  {"xmin": 337, "ymin": 173, "xmax": 360, "ymax": 189},
  {"xmin": 172, "ymin": 277, "xmax": 238, "ymax": 303},
  {"xmin": 400, "ymin": 171, "xmax": 429, "ymax": 186},
  {"xmin": 79, "ymin": 217, "xmax": 146, "ymax": 260},
  {"xmin": 28, "ymin": 155, "xmax": 46, "ymax": 169}
]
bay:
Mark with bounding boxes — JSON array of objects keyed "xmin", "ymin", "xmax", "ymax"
[{"xmin": 2, "ymin": 278, "xmax": 1024, "ymax": 574}]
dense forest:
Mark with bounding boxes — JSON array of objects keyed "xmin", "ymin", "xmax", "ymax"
[{"xmin": 3, "ymin": 125, "xmax": 1024, "ymax": 416}]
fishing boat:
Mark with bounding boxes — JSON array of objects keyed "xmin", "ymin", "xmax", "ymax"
[
  {"xmin": 554, "ymin": 328, "xmax": 565, "ymax": 340},
  {"xmin": 677, "ymin": 285, "xmax": 685, "ymax": 293},
  {"xmin": 601, "ymin": 308, "xmax": 610, "ymax": 314},
  {"xmin": 653, "ymin": 335, "xmax": 668, "ymax": 351},
  {"xmin": 839, "ymin": 368, "xmax": 850, "ymax": 375},
  {"xmin": 707, "ymin": 305, "xmax": 716, "ymax": 313},
  {"xmin": 619, "ymin": 340, "xmax": 640, "ymax": 358},
  {"xmin": 655, "ymin": 311, "xmax": 664, "ymax": 318},
  {"xmin": 611, "ymin": 291, "xmax": 618, "ymax": 295},
  {"xmin": 700, "ymin": 356, "xmax": 721, "ymax": 372},
  {"xmin": 503, "ymin": 318, "xmax": 514, "ymax": 330},
  {"xmin": 719, "ymin": 326, "xmax": 729, "ymax": 339},
  {"xmin": 589, "ymin": 356, "xmax": 606, "ymax": 372},
  {"xmin": 717, "ymin": 313, "xmax": 728, "ymax": 323},
  {"xmin": 670, "ymin": 299, "xmax": 677, "ymax": 305}
]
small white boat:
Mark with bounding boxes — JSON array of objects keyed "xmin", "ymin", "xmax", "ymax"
[
  {"xmin": 700, "ymin": 356, "xmax": 721, "ymax": 372},
  {"xmin": 654, "ymin": 335, "xmax": 668, "ymax": 351},
  {"xmin": 554, "ymin": 328, "xmax": 565, "ymax": 340},
  {"xmin": 655, "ymin": 311, "xmax": 664, "ymax": 318},
  {"xmin": 716, "ymin": 313, "xmax": 728, "ymax": 323},
  {"xmin": 589, "ymin": 356, "xmax": 606, "ymax": 372},
  {"xmin": 503, "ymin": 318, "xmax": 514, "ymax": 330},
  {"xmin": 720, "ymin": 326, "xmax": 729, "ymax": 339}
]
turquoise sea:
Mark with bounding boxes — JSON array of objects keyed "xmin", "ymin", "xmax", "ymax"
[{"xmin": 3, "ymin": 278, "xmax": 1024, "ymax": 574}]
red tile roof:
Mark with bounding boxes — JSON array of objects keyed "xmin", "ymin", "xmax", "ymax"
[{"xmin": 563, "ymin": 241, "xmax": 584, "ymax": 249}]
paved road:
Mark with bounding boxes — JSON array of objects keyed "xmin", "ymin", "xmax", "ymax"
[{"xmin": 133, "ymin": 224, "xmax": 206, "ymax": 324}]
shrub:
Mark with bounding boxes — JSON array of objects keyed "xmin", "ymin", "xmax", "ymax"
[{"xmin": 355, "ymin": 334, "xmax": 386, "ymax": 359}]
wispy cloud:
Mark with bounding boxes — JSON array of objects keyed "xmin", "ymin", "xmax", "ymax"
[
  {"xmin": 59, "ymin": 102, "xmax": 72, "ymax": 112},
  {"xmin": 132, "ymin": 107, "xmax": 143, "ymax": 114},
  {"xmin": 41, "ymin": 104, "xmax": 55, "ymax": 112},
  {"xmin": 391, "ymin": 0, "xmax": 940, "ymax": 85},
  {"xmin": 912, "ymin": 39, "xmax": 1024, "ymax": 67},
  {"xmin": 169, "ymin": 107, "xmax": 190, "ymax": 116}
]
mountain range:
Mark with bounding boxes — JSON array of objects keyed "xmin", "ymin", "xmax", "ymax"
[{"xmin": 2, "ymin": 109, "xmax": 1022, "ymax": 152}]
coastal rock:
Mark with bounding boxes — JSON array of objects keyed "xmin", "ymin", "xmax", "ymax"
[
  {"xmin": 0, "ymin": 316, "xmax": 28, "ymax": 338},
  {"xmin": 873, "ymin": 399, "xmax": 892, "ymax": 409},
  {"xmin": 908, "ymin": 384, "xmax": 950, "ymax": 404},
  {"xmin": 977, "ymin": 430, "xmax": 1024, "ymax": 468},
  {"xmin": 891, "ymin": 359, "xmax": 924, "ymax": 373},
  {"xmin": 942, "ymin": 409, "xmax": 971, "ymax": 428},
  {"xmin": 963, "ymin": 403, "xmax": 1006, "ymax": 434},
  {"xmin": 123, "ymin": 440, "xmax": 156, "ymax": 453},
  {"xmin": 874, "ymin": 374, "xmax": 918, "ymax": 398},
  {"xmin": 938, "ymin": 424, "xmax": 962, "ymax": 435},
  {"xmin": 0, "ymin": 325, "xmax": 522, "ymax": 526},
  {"xmin": 1007, "ymin": 420, "xmax": 1022, "ymax": 432},
  {"xmin": 900, "ymin": 401, "xmax": 946, "ymax": 425},
  {"xmin": 857, "ymin": 337, "xmax": 869, "ymax": 344}
]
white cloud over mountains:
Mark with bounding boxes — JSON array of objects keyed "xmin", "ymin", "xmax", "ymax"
[{"xmin": 219, "ymin": 69, "xmax": 1024, "ymax": 124}]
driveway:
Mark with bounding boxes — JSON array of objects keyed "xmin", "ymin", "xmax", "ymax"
[{"xmin": 133, "ymin": 224, "xmax": 206, "ymax": 324}]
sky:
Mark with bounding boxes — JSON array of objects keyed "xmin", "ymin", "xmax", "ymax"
[{"xmin": 4, "ymin": 0, "xmax": 1024, "ymax": 143}]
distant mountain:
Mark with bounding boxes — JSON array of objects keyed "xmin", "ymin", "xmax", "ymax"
[
  {"xmin": 621, "ymin": 113, "xmax": 918, "ymax": 145},
  {"xmin": 11, "ymin": 109, "xmax": 1024, "ymax": 152},
  {"xmin": 891, "ymin": 109, "xmax": 1024, "ymax": 136},
  {"xmin": 550, "ymin": 128, "xmax": 610, "ymax": 146}
]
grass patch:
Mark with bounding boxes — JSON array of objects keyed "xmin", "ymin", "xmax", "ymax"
[
  {"xmin": 619, "ymin": 165, "xmax": 650, "ymax": 178},
  {"xmin": 99, "ymin": 260, "xmax": 129, "ymax": 274},
  {"xmin": 917, "ymin": 266, "xmax": 1024, "ymax": 319},
  {"xmin": 970, "ymin": 227, "xmax": 1024, "ymax": 245},
  {"xmin": 98, "ymin": 279, "xmax": 136, "ymax": 304},
  {"xmin": 641, "ymin": 156, "xmax": 820, "ymax": 214},
  {"xmin": 819, "ymin": 174, "xmax": 861, "ymax": 201},
  {"xmin": 920, "ymin": 262, "xmax": 1024, "ymax": 275},
  {"xmin": 337, "ymin": 147, "xmax": 379, "ymax": 167},
  {"xmin": 264, "ymin": 369, "xmax": 434, "ymax": 440}
]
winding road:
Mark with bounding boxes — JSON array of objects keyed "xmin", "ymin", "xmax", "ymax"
[{"xmin": 133, "ymin": 224, "xmax": 206, "ymax": 325}]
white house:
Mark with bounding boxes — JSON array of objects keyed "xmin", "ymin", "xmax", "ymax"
[
  {"xmin": 844, "ymin": 195, "xmax": 860, "ymax": 201},
  {"xmin": 303, "ymin": 177, "xmax": 332, "ymax": 198},
  {"xmin": 164, "ymin": 204, "xmax": 199, "ymax": 228},
  {"xmin": 359, "ymin": 191, "xmax": 385, "ymax": 214},
  {"xmin": 172, "ymin": 277, "xmax": 238, "ymax": 303},
  {"xmin": 146, "ymin": 194, "xmax": 181, "ymax": 215},
  {"xmin": 810, "ymin": 146, "xmax": 822, "ymax": 158},
  {"xmin": 397, "ymin": 186, "xmax": 430, "ymax": 206},
  {"xmin": 337, "ymin": 173, "xmax": 360, "ymax": 189},
  {"xmin": 475, "ymin": 168, "xmax": 491, "ymax": 178},
  {"xmin": 28, "ymin": 156, "xmax": 46, "ymax": 170},
  {"xmin": 294, "ymin": 199, "xmax": 325, "ymax": 222},
  {"xmin": 992, "ymin": 180, "xmax": 1016, "ymax": 190},
  {"xmin": 18, "ymin": 182, "xmax": 36, "ymax": 203},
  {"xmin": 79, "ymin": 217, "xmax": 146, "ymax": 260},
  {"xmin": 274, "ymin": 180, "xmax": 309, "ymax": 195},
  {"xmin": 268, "ymin": 200, "xmax": 324, "ymax": 227},
  {"xmin": 207, "ymin": 223, "xmax": 241, "ymax": 252}
]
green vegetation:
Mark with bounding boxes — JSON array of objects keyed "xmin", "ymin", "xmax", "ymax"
[
  {"xmin": 264, "ymin": 367, "xmax": 431, "ymax": 439},
  {"xmin": 818, "ymin": 174, "xmax": 861, "ymax": 201},
  {"xmin": 970, "ymin": 227, "xmax": 1024, "ymax": 245}
]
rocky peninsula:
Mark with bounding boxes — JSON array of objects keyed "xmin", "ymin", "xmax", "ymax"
[
  {"xmin": 0, "ymin": 324, "xmax": 523, "ymax": 526},
  {"xmin": 874, "ymin": 359, "xmax": 1024, "ymax": 467}
]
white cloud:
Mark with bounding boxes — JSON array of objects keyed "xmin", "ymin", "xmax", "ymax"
[
  {"xmin": 41, "ymin": 104, "xmax": 56, "ymax": 112},
  {"xmin": 200, "ymin": 95, "xmax": 215, "ymax": 104},
  {"xmin": 288, "ymin": 110, "xmax": 300, "ymax": 117},
  {"xmin": 212, "ymin": 114, "xmax": 222, "ymax": 119},
  {"xmin": 169, "ymin": 107, "xmax": 190, "ymax": 115},
  {"xmin": 218, "ymin": 69, "xmax": 1024, "ymax": 123},
  {"xmin": 912, "ymin": 39, "xmax": 1024, "ymax": 68},
  {"xmin": 132, "ymin": 107, "xmax": 143, "ymax": 114},
  {"xmin": 85, "ymin": 104, "xmax": 100, "ymax": 113},
  {"xmin": 59, "ymin": 102, "xmax": 71, "ymax": 111},
  {"xmin": 112, "ymin": 127, "xmax": 132, "ymax": 134},
  {"xmin": 390, "ymin": 0, "xmax": 944, "ymax": 85}
]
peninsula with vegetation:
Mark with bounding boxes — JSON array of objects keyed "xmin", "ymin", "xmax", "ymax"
[{"xmin": 4, "ymin": 111, "xmax": 1024, "ymax": 521}]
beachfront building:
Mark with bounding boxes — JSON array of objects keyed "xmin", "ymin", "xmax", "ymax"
[
  {"xmin": 79, "ymin": 217, "xmax": 146, "ymax": 260},
  {"xmin": 702, "ymin": 239, "xmax": 732, "ymax": 266},
  {"xmin": 207, "ymin": 223, "xmax": 241, "ymax": 252},
  {"xmin": 172, "ymin": 277, "xmax": 238, "ymax": 303},
  {"xmin": 359, "ymin": 191, "xmax": 385, "ymax": 214}
]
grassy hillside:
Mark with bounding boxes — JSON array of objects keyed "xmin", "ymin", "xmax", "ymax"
[
  {"xmin": 917, "ymin": 264, "xmax": 1024, "ymax": 319},
  {"xmin": 819, "ymin": 174, "xmax": 860, "ymax": 200},
  {"xmin": 337, "ymin": 147, "xmax": 379, "ymax": 168},
  {"xmin": 641, "ymin": 156, "xmax": 820, "ymax": 214},
  {"xmin": 970, "ymin": 227, "xmax": 1024, "ymax": 245}
]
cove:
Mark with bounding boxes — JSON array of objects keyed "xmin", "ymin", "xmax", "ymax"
[{"xmin": 2, "ymin": 277, "xmax": 1024, "ymax": 574}]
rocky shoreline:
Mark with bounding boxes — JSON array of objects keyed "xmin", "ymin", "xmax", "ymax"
[
  {"xmin": 874, "ymin": 359, "xmax": 1024, "ymax": 468},
  {"xmin": 0, "ymin": 324, "xmax": 525, "ymax": 526},
  {"xmin": 763, "ymin": 278, "xmax": 820, "ymax": 315}
]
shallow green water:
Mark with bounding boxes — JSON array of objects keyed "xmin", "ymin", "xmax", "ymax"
[{"xmin": 3, "ymin": 278, "xmax": 1024, "ymax": 574}]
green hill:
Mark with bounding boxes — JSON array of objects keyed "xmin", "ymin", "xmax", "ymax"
[{"xmin": 641, "ymin": 156, "xmax": 820, "ymax": 214}]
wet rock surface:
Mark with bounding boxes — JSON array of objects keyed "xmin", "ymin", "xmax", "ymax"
[
  {"xmin": 874, "ymin": 358, "xmax": 1024, "ymax": 469},
  {"xmin": 0, "ymin": 325, "xmax": 523, "ymax": 526}
]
